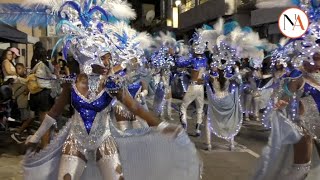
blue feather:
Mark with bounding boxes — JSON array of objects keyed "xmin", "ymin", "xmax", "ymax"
[
  {"xmin": 63, "ymin": 39, "xmax": 72, "ymax": 60},
  {"xmin": 242, "ymin": 26, "xmax": 253, "ymax": 34},
  {"xmin": 59, "ymin": 1, "xmax": 88, "ymax": 27},
  {"xmin": 202, "ymin": 24, "xmax": 213, "ymax": 30},
  {"xmin": 56, "ymin": 20, "xmax": 83, "ymax": 34},
  {"xmin": 291, "ymin": 0, "xmax": 300, "ymax": 6},
  {"xmin": 102, "ymin": 15, "xmax": 119, "ymax": 24},
  {"xmin": 52, "ymin": 37, "xmax": 65, "ymax": 58},
  {"xmin": 0, "ymin": 3, "xmax": 55, "ymax": 27},
  {"xmin": 255, "ymin": 46, "xmax": 265, "ymax": 50},
  {"xmin": 88, "ymin": 6, "xmax": 111, "ymax": 22},
  {"xmin": 84, "ymin": 0, "xmax": 93, "ymax": 13},
  {"xmin": 223, "ymin": 21, "xmax": 239, "ymax": 35}
]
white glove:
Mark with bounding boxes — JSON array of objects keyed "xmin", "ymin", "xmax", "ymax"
[
  {"xmin": 26, "ymin": 114, "xmax": 56, "ymax": 144},
  {"xmin": 139, "ymin": 89, "xmax": 148, "ymax": 97}
]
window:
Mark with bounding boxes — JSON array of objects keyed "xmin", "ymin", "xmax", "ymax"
[
  {"xmin": 199, "ymin": 0, "xmax": 208, "ymax": 4},
  {"xmin": 180, "ymin": 0, "xmax": 195, "ymax": 13}
]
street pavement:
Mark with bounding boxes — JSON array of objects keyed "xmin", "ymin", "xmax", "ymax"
[{"xmin": 0, "ymin": 98, "xmax": 269, "ymax": 180}]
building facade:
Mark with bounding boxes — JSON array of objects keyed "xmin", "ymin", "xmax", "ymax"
[
  {"xmin": 0, "ymin": 0, "xmax": 58, "ymax": 67},
  {"xmin": 163, "ymin": 0, "xmax": 285, "ymax": 42}
]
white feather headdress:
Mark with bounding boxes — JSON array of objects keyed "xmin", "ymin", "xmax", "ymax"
[{"xmin": 23, "ymin": 0, "xmax": 136, "ymax": 20}]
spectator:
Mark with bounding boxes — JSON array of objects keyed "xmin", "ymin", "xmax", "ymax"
[
  {"xmin": 57, "ymin": 52, "xmax": 70, "ymax": 76},
  {"xmin": 31, "ymin": 42, "xmax": 45, "ymax": 69},
  {"xmin": 8, "ymin": 47, "xmax": 20, "ymax": 65},
  {"xmin": 67, "ymin": 55, "xmax": 80, "ymax": 75},
  {"xmin": 29, "ymin": 47, "xmax": 57, "ymax": 148},
  {"xmin": 11, "ymin": 63, "xmax": 34, "ymax": 144},
  {"xmin": 1, "ymin": 50, "xmax": 17, "ymax": 81}
]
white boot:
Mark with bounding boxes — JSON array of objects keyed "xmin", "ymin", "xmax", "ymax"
[
  {"xmin": 230, "ymin": 137, "xmax": 235, "ymax": 151},
  {"xmin": 281, "ymin": 162, "xmax": 311, "ymax": 180},
  {"xmin": 167, "ymin": 98, "xmax": 174, "ymax": 121}
]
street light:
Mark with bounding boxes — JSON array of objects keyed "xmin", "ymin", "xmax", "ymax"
[{"xmin": 175, "ymin": 0, "xmax": 181, "ymax": 6}]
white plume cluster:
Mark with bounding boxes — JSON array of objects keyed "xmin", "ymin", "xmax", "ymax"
[
  {"xmin": 102, "ymin": 0, "xmax": 136, "ymax": 20},
  {"xmin": 154, "ymin": 31, "xmax": 177, "ymax": 49}
]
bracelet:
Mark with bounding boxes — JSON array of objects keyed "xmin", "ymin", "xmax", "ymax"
[{"xmin": 157, "ymin": 121, "xmax": 170, "ymax": 131}]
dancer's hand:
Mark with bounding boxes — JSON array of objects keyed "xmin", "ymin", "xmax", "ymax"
[
  {"xmin": 91, "ymin": 64, "xmax": 109, "ymax": 75},
  {"xmin": 274, "ymin": 100, "xmax": 289, "ymax": 110},
  {"xmin": 25, "ymin": 136, "xmax": 40, "ymax": 152}
]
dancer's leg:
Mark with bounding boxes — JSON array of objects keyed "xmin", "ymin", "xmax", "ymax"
[
  {"xmin": 253, "ymin": 96, "xmax": 260, "ymax": 121},
  {"xmin": 293, "ymin": 134, "xmax": 313, "ymax": 164},
  {"xmin": 194, "ymin": 85, "xmax": 204, "ymax": 136},
  {"xmin": 180, "ymin": 85, "xmax": 196, "ymax": 128},
  {"xmin": 39, "ymin": 111, "xmax": 50, "ymax": 148},
  {"xmin": 244, "ymin": 93, "xmax": 252, "ymax": 121},
  {"xmin": 166, "ymin": 97, "xmax": 174, "ymax": 121},
  {"xmin": 280, "ymin": 135, "xmax": 313, "ymax": 180},
  {"xmin": 96, "ymin": 136, "xmax": 124, "ymax": 180},
  {"xmin": 58, "ymin": 138, "xmax": 87, "ymax": 180}
]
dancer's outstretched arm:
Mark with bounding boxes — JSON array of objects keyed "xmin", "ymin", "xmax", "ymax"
[
  {"xmin": 26, "ymin": 83, "xmax": 72, "ymax": 145},
  {"xmin": 116, "ymin": 88, "xmax": 182, "ymax": 136},
  {"xmin": 116, "ymin": 88, "xmax": 159, "ymax": 126}
]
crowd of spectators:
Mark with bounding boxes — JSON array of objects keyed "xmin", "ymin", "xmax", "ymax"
[{"xmin": 0, "ymin": 42, "xmax": 79, "ymax": 144}]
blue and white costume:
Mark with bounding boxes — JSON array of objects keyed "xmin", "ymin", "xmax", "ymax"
[
  {"xmin": 0, "ymin": 1, "xmax": 203, "ymax": 180},
  {"xmin": 179, "ymin": 54, "xmax": 208, "ymax": 134}
]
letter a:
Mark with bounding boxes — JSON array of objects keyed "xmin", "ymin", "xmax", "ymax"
[{"xmin": 292, "ymin": 15, "xmax": 305, "ymax": 30}]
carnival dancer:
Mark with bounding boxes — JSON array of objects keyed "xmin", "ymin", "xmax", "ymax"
[
  {"xmin": 178, "ymin": 26, "xmax": 211, "ymax": 136},
  {"xmin": 253, "ymin": 1, "xmax": 320, "ymax": 179},
  {"xmin": 0, "ymin": 1, "xmax": 202, "ymax": 180},
  {"xmin": 204, "ymin": 19, "xmax": 269, "ymax": 150},
  {"xmin": 172, "ymin": 41, "xmax": 191, "ymax": 99},
  {"xmin": 151, "ymin": 32, "xmax": 176, "ymax": 121},
  {"xmin": 98, "ymin": 25, "xmax": 153, "ymax": 131}
]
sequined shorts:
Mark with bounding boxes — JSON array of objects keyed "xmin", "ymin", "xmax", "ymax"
[{"xmin": 62, "ymin": 135, "xmax": 120, "ymax": 162}]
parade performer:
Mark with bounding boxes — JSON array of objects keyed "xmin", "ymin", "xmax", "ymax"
[
  {"xmin": 101, "ymin": 22, "xmax": 152, "ymax": 131},
  {"xmin": 253, "ymin": 1, "xmax": 320, "ymax": 179},
  {"xmin": 151, "ymin": 32, "xmax": 176, "ymax": 121},
  {"xmin": 204, "ymin": 19, "xmax": 268, "ymax": 150},
  {"xmin": 178, "ymin": 26, "xmax": 210, "ymax": 136},
  {"xmin": 0, "ymin": 1, "xmax": 202, "ymax": 180},
  {"xmin": 172, "ymin": 41, "xmax": 191, "ymax": 99}
]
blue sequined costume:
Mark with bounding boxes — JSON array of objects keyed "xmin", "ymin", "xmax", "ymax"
[{"xmin": 23, "ymin": 77, "xmax": 202, "ymax": 180}]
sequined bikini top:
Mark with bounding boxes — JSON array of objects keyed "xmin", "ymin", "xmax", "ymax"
[
  {"xmin": 71, "ymin": 85, "xmax": 113, "ymax": 134},
  {"xmin": 127, "ymin": 80, "xmax": 141, "ymax": 98},
  {"xmin": 175, "ymin": 56, "xmax": 207, "ymax": 70}
]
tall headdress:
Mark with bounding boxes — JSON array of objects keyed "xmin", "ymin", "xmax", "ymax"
[{"xmin": 150, "ymin": 31, "xmax": 176, "ymax": 69}]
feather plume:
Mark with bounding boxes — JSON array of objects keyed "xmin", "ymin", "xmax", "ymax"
[
  {"xmin": 279, "ymin": 37, "xmax": 290, "ymax": 47},
  {"xmin": 223, "ymin": 21, "xmax": 239, "ymax": 35},
  {"xmin": 213, "ymin": 18, "xmax": 224, "ymax": 35},
  {"xmin": 199, "ymin": 18, "xmax": 225, "ymax": 53},
  {"xmin": 22, "ymin": 0, "xmax": 67, "ymax": 13},
  {"xmin": 177, "ymin": 41, "xmax": 190, "ymax": 57},
  {"xmin": 103, "ymin": 1, "xmax": 136, "ymax": 20},
  {"xmin": 0, "ymin": 3, "xmax": 55, "ymax": 27},
  {"xmin": 154, "ymin": 31, "xmax": 177, "ymax": 49},
  {"xmin": 133, "ymin": 32, "xmax": 154, "ymax": 50}
]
